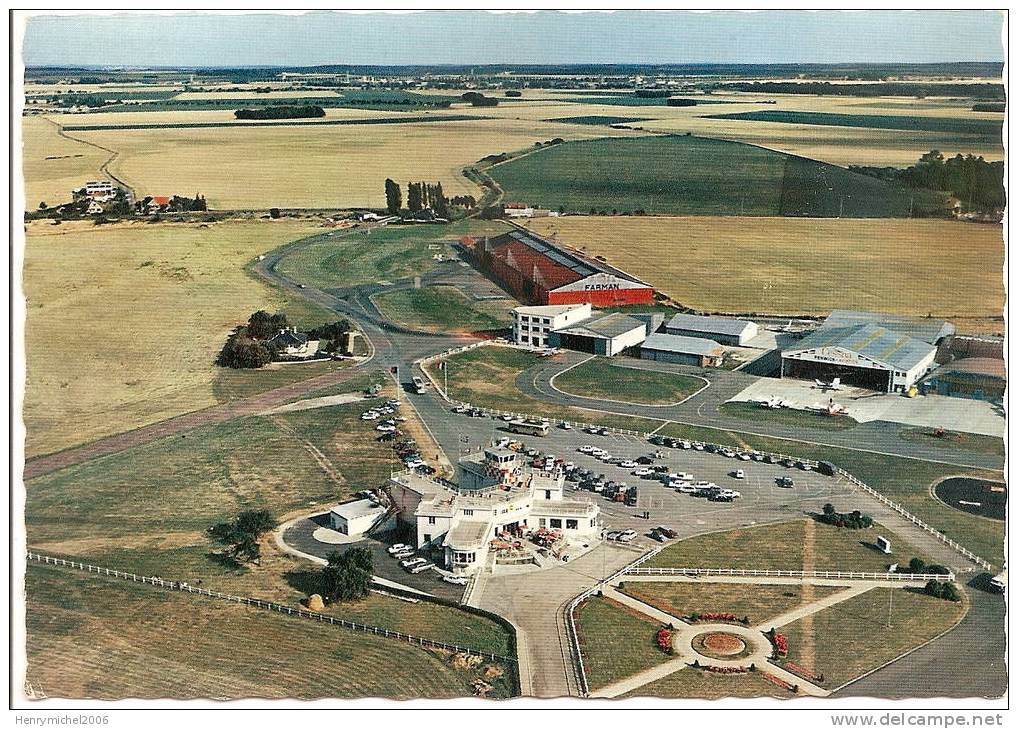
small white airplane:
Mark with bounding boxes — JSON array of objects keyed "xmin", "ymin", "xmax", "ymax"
[
  {"xmin": 756, "ymin": 397, "xmax": 787, "ymax": 409},
  {"xmin": 814, "ymin": 377, "xmax": 844, "ymax": 391}
]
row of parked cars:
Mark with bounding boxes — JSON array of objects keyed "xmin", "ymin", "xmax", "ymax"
[
  {"xmin": 386, "ymin": 543, "xmax": 467, "ymax": 585},
  {"xmin": 648, "ymin": 434, "xmax": 818, "ymax": 472}
]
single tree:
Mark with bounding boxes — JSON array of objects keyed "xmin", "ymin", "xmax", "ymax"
[{"xmin": 384, "ymin": 178, "xmax": 402, "ymax": 215}]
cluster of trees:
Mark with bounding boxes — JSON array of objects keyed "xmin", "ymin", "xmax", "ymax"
[
  {"xmin": 234, "ymin": 104, "xmax": 326, "ymax": 120},
  {"xmin": 408, "ymin": 181, "xmax": 450, "ymax": 218},
  {"xmin": 385, "ymin": 179, "xmax": 451, "ymax": 218},
  {"xmin": 923, "ymin": 580, "xmax": 961, "ymax": 602},
  {"xmin": 666, "ymin": 97, "xmax": 698, "ymax": 107},
  {"xmin": 208, "ymin": 509, "xmax": 277, "ymax": 565},
  {"xmin": 853, "ymin": 151, "xmax": 1005, "ymax": 213},
  {"xmin": 899, "ymin": 557, "xmax": 951, "ymax": 575},
  {"xmin": 634, "ymin": 89, "xmax": 671, "ymax": 98},
  {"xmin": 972, "ymin": 102, "xmax": 1006, "ymax": 113},
  {"xmin": 217, "ymin": 311, "xmax": 288, "ymax": 369},
  {"xmin": 461, "ymin": 91, "xmax": 498, "ymax": 107},
  {"xmin": 818, "ymin": 503, "xmax": 873, "ymax": 529},
  {"xmin": 898, "ymin": 151, "xmax": 1004, "ymax": 212},
  {"xmin": 309, "ymin": 319, "xmax": 353, "ymax": 354},
  {"xmin": 450, "ymin": 194, "xmax": 476, "ymax": 208},
  {"xmin": 505, "ymin": 90, "xmax": 522, "ymax": 98},
  {"xmin": 319, "ymin": 548, "xmax": 374, "ymax": 602}
]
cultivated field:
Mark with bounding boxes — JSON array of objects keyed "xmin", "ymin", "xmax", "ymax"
[
  {"xmin": 24, "ymin": 566, "xmax": 488, "ymax": 699},
  {"xmin": 22, "ymin": 219, "xmax": 329, "ymax": 457},
  {"xmin": 49, "ymin": 117, "xmax": 640, "ymax": 209},
  {"xmin": 525, "ymin": 216, "xmax": 1004, "ymax": 332},
  {"xmin": 488, "ymin": 135, "xmax": 945, "ymax": 217},
  {"xmin": 21, "ymin": 116, "xmax": 113, "ymax": 209}
]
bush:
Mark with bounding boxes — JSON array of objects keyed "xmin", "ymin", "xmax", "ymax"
[
  {"xmin": 817, "ymin": 504, "xmax": 873, "ymax": 529},
  {"xmin": 923, "ymin": 580, "xmax": 962, "ymax": 602}
]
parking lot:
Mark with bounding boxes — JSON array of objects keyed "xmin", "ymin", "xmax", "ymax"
[{"xmin": 452, "ymin": 415, "xmax": 860, "ymax": 548}]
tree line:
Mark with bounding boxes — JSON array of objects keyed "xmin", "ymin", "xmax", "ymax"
[
  {"xmin": 851, "ymin": 150, "xmax": 1004, "ymax": 212},
  {"xmin": 384, "ymin": 179, "xmax": 451, "ymax": 219},
  {"xmin": 234, "ymin": 104, "xmax": 326, "ymax": 120}
]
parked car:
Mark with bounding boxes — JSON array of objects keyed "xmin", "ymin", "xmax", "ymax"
[
  {"xmin": 777, "ymin": 476, "xmax": 794, "ymax": 488},
  {"xmin": 632, "ymin": 467, "xmax": 654, "ymax": 478},
  {"xmin": 387, "ymin": 543, "xmax": 410, "ymax": 554},
  {"xmin": 442, "ymin": 574, "xmax": 468, "ymax": 585},
  {"xmin": 559, "ymin": 422, "xmax": 573, "ymax": 430},
  {"xmin": 400, "ymin": 557, "xmax": 427, "ymax": 569},
  {"xmin": 617, "ymin": 529, "xmax": 638, "ymax": 543},
  {"xmin": 619, "ymin": 459, "xmax": 638, "ymax": 469},
  {"xmin": 733, "ymin": 469, "xmax": 745, "ymax": 479},
  {"xmin": 408, "ymin": 562, "xmax": 434, "ymax": 574}
]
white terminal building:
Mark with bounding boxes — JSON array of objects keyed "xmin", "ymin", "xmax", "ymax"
[
  {"xmin": 511, "ymin": 303, "xmax": 592, "ymax": 349},
  {"xmin": 388, "ymin": 447, "xmax": 601, "ymax": 575}
]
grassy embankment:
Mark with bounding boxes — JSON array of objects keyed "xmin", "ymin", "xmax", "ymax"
[{"xmin": 574, "ymin": 595, "xmax": 672, "ymax": 690}]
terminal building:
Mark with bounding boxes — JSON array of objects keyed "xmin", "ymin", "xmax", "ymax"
[
  {"xmin": 664, "ymin": 313, "xmax": 759, "ymax": 346},
  {"xmin": 781, "ymin": 310, "xmax": 955, "ymax": 393},
  {"xmin": 463, "ymin": 229, "xmax": 654, "ymax": 307},
  {"xmin": 510, "ymin": 304, "xmax": 648, "ymax": 356},
  {"xmin": 511, "ymin": 303, "xmax": 592, "ymax": 349},
  {"xmin": 388, "ymin": 447, "xmax": 601, "ymax": 575}
]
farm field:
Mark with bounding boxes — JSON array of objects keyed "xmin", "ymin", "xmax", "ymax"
[
  {"xmin": 22, "ymin": 219, "xmax": 330, "ymax": 458},
  {"xmin": 575, "ymin": 595, "xmax": 671, "ymax": 690},
  {"xmin": 21, "ymin": 116, "xmax": 113, "ymax": 209},
  {"xmin": 780, "ymin": 587, "xmax": 967, "ymax": 689},
  {"xmin": 619, "ymin": 582, "xmax": 844, "ymax": 625},
  {"xmin": 553, "ymin": 357, "xmax": 705, "ymax": 405},
  {"xmin": 24, "ymin": 566, "xmax": 491, "ymax": 699},
  {"xmin": 487, "ymin": 135, "xmax": 946, "ymax": 217},
  {"xmin": 706, "ymin": 109, "xmax": 1002, "ymax": 140},
  {"xmin": 373, "ymin": 284, "xmax": 512, "ymax": 334},
  {"xmin": 54, "ymin": 117, "xmax": 640, "ymax": 209},
  {"xmin": 276, "ymin": 219, "xmax": 511, "ymax": 290},
  {"xmin": 644, "ymin": 519, "xmax": 936, "ymax": 573},
  {"xmin": 525, "ymin": 216, "xmax": 1004, "ymax": 333}
]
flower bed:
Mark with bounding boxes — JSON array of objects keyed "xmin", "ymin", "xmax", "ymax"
[
  {"xmin": 767, "ymin": 629, "xmax": 789, "ymax": 657},
  {"xmin": 656, "ymin": 627, "xmax": 674, "ymax": 654},
  {"xmin": 686, "ymin": 612, "xmax": 749, "ymax": 625}
]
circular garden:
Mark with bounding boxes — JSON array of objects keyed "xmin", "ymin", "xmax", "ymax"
[{"xmin": 692, "ymin": 631, "xmax": 752, "ymax": 660}]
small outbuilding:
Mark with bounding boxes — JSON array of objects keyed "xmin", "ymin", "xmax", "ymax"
[
  {"xmin": 329, "ymin": 498, "xmax": 386, "ymax": 537},
  {"xmin": 664, "ymin": 313, "xmax": 759, "ymax": 346},
  {"xmin": 640, "ymin": 332, "xmax": 725, "ymax": 367}
]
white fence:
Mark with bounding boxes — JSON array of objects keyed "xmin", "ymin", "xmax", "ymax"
[
  {"xmin": 26, "ymin": 551, "xmax": 512, "ymax": 662},
  {"xmin": 416, "ymin": 344, "xmax": 993, "ymax": 572},
  {"xmin": 625, "ymin": 567, "xmax": 955, "ymax": 582}
]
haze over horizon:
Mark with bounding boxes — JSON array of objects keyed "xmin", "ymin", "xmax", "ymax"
[{"xmin": 22, "ymin": 10, "xmax": 1004, "ymax": 68}]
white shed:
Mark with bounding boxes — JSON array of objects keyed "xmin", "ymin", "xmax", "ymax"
[{"xmin": 329, "ymin": 498, "xmax": 386, "ymax": 537}]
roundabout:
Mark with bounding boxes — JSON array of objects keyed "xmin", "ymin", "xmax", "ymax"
[{"xmin": 672, "ymin": 623, "xmax": 775, "ymax": 669}]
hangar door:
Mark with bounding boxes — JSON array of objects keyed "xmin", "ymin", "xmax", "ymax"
[
  {"xmin": 782, "ymin": 357, "xmax": 892, "ymax": 392},
  {"xmin": 556, "ymin": 332, "xmax": 599, "ymax": 355}
]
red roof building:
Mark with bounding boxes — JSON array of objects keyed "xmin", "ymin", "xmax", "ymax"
[{"xmin": 463, "ymin": 230, "xmax": 654, "ymax": 307}]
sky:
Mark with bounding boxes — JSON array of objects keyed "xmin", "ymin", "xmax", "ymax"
[{"xmin": 21, "ymin": 10, "xmax": 1005, "ymax": 67}]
